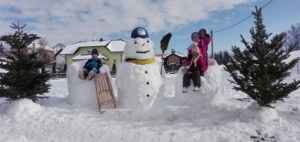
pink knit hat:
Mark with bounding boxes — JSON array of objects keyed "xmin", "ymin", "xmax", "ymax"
[{"xmin": 191, "ymin": 46, "xmax": 200, "ymax": 53}]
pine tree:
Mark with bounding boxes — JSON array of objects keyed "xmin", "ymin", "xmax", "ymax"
[
  {"xmin": 0, "ymin": 22, "xmax": 51, "ymax": 102},
  {"xmin": 0, "ymin": 42, "xmax": 4, "ymax": 57},
  {"xmin": 224, "ymin": 7, "xmax": 300, "ymax": 108}
]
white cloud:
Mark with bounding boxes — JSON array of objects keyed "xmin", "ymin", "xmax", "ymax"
[{"xmin": 0, "ymin": 0, "xmax": 258, "ymax": 47}]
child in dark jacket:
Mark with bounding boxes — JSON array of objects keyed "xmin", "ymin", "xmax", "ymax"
[
  {"xmin": 78, "ymin": 49, "xmax": 103, "ymax": 80},
  {"xmin": 182, "ymin": 46, "xmax": 206, "ymax": 93}
]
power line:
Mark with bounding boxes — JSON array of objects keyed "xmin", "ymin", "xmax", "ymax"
[
  {"xmin": 213, "ymin": 0, "xmax": 274, "ymax": 33},
  {"xmin": 172, "ymin": 0, "xmax": 274, "ymax": 53}
]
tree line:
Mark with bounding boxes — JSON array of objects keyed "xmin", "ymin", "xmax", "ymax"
[{"xmin": 211, "ymin": 22, "xmax": 300, "ymax": 65}]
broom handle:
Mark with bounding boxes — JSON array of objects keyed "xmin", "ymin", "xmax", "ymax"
[{"xmin": 161, "ymin": 51, "xmax": 164, "ymax": 75}]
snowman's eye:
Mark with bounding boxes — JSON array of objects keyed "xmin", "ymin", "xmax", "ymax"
[
  {"xmin": 147, "ymin": 40, "xmax": 149, "ymax": 43},
  {"xmin": 134, "ymin": 41, "xmax": 137, "ymax": 44}
]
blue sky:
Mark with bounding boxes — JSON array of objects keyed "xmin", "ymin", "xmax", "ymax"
[
  {"xmin": 0, "ymin": 0, "xmax": 299, "ymax": 55},
  {"xmin": 143, "ymin": 0, "xmax": 300, "ymax": 55}
]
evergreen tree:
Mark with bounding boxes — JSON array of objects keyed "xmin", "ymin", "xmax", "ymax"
[
  {"xmin": 213, "ymin": 50, "xmax": 232, "ymax": 65},
  {"xmin": 0, "ymin": 22, "xmax": 51, "ymax": 102},
  {"xmin": 0, "ymin": 42, "xmax": 4, "ymax": 57},
  {"xmin": 224, "ymin": 7, "xmax": 300, "ymax": 108}
]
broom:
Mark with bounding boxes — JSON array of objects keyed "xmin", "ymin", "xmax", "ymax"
[{"xmin": 160, "ymin": 33, "xmax": 172, "ymax": 76}]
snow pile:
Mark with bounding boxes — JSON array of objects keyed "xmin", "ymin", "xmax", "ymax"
[
  {"xmin": 219, "ymin": 64, "xmax": 226, "ymax": 70},
  {"xmin": 6, "ymin": 98, "xmax": 42, "ymax": 117},
  {"xmin": 66, "ymin": 60, "xmax": 113, "ymax": 109},
  {"xmin": 240, "ymin": 102, "xmax": 280, "ymax": 123},
  {"xmin": 283, "ymin": 50, "xmax": 300, "ymax": 63},
  {"xmin": 1, "ymin": 69, "xmax": 300, "ymax": 141},
  {"xmin": 175, "ymin": 59, "xmax": 226, "ymax": 107},
  {"xmin": 0, "ymin": 135, "xmax": 29, "ymax": 142}
]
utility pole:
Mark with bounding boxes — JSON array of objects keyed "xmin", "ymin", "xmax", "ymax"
[
  {"xmin": 210, "ymin": 30, "xmax": 214, "ymax": 59},
  {"xmin": 93, "ymin": 31, "xmax": 97, "ymax": 41}
]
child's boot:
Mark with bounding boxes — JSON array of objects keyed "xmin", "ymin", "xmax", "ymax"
[
  {"xmin": 182, "ymin": 87, "xmax": 187, "ymax": 93},
  {"xmin": 78, "ymin": 70, "xmax": 85, "ymax": 80},
  {"xmin": 86, "ymin": 70, "xmax": 95, "ymax": 80},
  {"xmin": 193, "ymin": 86, "xmax": 200, "ymax": 92}
]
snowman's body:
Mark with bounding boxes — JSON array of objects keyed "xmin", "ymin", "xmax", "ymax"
[{"xmin": 116, "ymin": 27, "xmax": 164, "ymax": 110}]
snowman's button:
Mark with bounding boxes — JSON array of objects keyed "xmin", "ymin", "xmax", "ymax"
[
  {"xmin": 146, "ymin": 82, "xmax": 149, "ymax": 85},
  {"xmin": 147, "ymin": 94, "xmax": 149, "ymax": 97},
  {"xmin": 145, "ymin": 71, "xmax": 148, "ymax": 74}
]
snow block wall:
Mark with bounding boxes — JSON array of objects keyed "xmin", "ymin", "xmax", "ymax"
[
  {"xmin": 66, "ymin": 60, "xmax": 113, "ymax": 109},
  {"xmin": 175, "ymin": 59, "xmax": 225, "ymax": 107}
]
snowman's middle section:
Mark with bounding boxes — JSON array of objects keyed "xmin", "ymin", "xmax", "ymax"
[{"xmin": 116, "ymin": 61, "xmax": 164, "ymax": 110}]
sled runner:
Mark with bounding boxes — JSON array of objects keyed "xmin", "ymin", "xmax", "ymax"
[{"xmin": 94, "ymin": 72, "xmax": 117, "ymax": 112}]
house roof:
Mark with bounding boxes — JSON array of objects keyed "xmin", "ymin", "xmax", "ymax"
[
  {"xmin": 28, "ymin": 42, "xmax": 54, "ymax": 52},
  {"xmin": 72, "ymin": 54, "xmax": 108, "ymax": 60},
  {"xmin": 52, "ymin": 43, "xmax": 65, "ymax": 49},
  {"xmin": 60, "ymin": 39, "xmax": 126, "ymax": 55},
  {"xmin": 106, "ymin": 40, "xmax": 126, "ymax": 52},
  {"xmin": 164, "ymin": 52, "xmax": 186, "ymax": 58},
  {"xmin": 54, "ymin": 49, "xmax": 64, "ymax": 58}
]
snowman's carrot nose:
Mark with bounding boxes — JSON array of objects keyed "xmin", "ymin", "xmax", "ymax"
[{"xmin": 142, "ymin": 43, "xmax": 145, "ymax": 46}]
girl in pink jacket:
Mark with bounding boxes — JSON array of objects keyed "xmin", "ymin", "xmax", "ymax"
[
  {"xmin": 198, "ymin": 28, "xmax": 211, "ymax": 69},
  {"xmin": 182, "ymin": 46, "xmax": 206, "ymax": 93},
  {"xmin": 187, "ymin": 32, "xmax": 208, "ymax": 71}
]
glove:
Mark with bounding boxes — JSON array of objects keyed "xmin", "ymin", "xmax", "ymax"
[
  {"xmin": 200, "ymin": 71, "xmax": 204, "ymax": 76},
  {"xmin": 205, "ymin": 34, "xmax": 210, "ymax": 38}
]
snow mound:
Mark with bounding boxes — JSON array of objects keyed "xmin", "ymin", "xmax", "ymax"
[
  {"xmin": 0, "ymin": 135, "xmax": 29, "ymax": 142},
  {"xmin": 240, "ymin": 102, "xmax": 279, "ymax": 123},
  {"xmin": 175, "ymin": 59, "xmax": 226, "ymax": 107},
  {"xmin": 66, "ymin": 60, "xmax": 113, "ymax": 109},
  {"xmin": 283, "ymin": 50, "xmax": 300, "ymax": 63},
  {"xmin": 6, "ymin": 98, "xmax": 42, "ymax": 117},
  {"xmin": 219, "ymin": 64, "xmax": 226, "ymax": 70}
]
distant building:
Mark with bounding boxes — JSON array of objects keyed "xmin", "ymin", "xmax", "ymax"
[
  {"xmin": 27, "ymin": 42, "xmax": 54, "ymax": 58},
  {"xmin": 163, "ymin": 49, "xmax": 187, "ymax": 67},
  {"xmin": 52, "ymin": 43, "xmax": 66, "ymax": 72},
  {"xmin": 60, "ymin": 39, "xmax": 125, "ymax": 71},
  {"xmin": 52, "ymin": 43, "xmax": 65, "ymax": 54},
  {"xmin": 154, "ymin": 49, "xmax": 187, "ymax": 73}
]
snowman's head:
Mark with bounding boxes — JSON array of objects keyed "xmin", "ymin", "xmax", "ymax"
[{"xmin": 124, "ymin": 27, "xmax": 155, "ymax": 60}]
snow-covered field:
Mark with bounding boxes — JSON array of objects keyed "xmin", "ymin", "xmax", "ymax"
[
  {"xmin": 0, "ymin": 68, "xmax": 299, "ymax": 142},
  {"xmin": 1, "ymin": 49, "xmax": 300, "ymax": 142}
]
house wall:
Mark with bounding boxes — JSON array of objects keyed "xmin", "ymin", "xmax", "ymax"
[
  {"xmin": 44, "ymin": 50, "xmax": 54, "ymax": 59},
  {"xmin": 56, "ymin": 54, "xmax": 66, "ymax": 71},
  {"xmin": 168, "ymin": 55, "xmax": 180, "ymax": 64},
  {"xmin": 65, "ymin": 46, "xmax": 123, "ymax": 71}
]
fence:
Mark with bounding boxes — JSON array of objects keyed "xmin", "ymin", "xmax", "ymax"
[{"xmin": 50, "ymin": 73, "xmax": 66, "ymax": 79}]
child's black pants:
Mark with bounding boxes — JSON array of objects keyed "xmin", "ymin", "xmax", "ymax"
[{"xmin": 183, "ymin": 71, "xmax": 201, "ymax": 87}]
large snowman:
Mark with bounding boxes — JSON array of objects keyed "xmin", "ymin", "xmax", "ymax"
[{"xmin": 116, "ymin": 27, "xmax": 165, "ymax": 110}]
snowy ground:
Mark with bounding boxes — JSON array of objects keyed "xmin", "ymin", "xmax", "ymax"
[{"xmin": 0, "ymin": 68, "xmax": 300, "ymax": 142}]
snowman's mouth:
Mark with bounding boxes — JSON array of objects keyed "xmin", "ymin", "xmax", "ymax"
[{"xmin": 136, "ymin": 50, "xmax": 150, "ymax": 54}]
